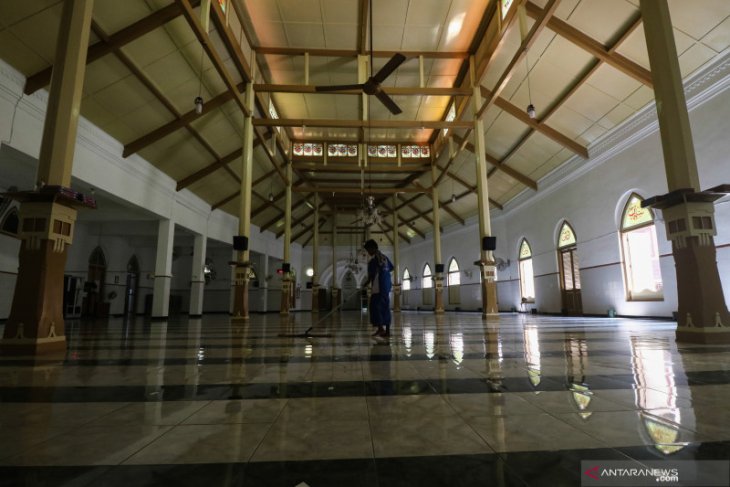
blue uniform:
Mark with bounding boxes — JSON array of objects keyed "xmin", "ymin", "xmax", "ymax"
[{"xmin": 368, "ymin": 251, "xmax": 394, "ymax": 329}]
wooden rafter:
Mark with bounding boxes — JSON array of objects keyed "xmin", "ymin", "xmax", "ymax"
[
  {"xmin": 253, "ymin": 47, "xmax": 469, "ymax": 59},
  {"xmin": 253, "ymin": 84, "xmax": 471, "ymax": 96},
  {"xmin": 476, "ymin": 0, "xmax": 561, "ymax": 120},
  {"xmin": 526, "ymin": 1, "xmax": 652, "ymax": 87},
  {"xmin": 24, "ymin": 1, "xmax": 201, "ymax": 95},
  {"xmin": 451, "ymin": 134, "xmax": 537, "ymax": 190},
  {"xmin": 253, "ymin": 119, "xmax": 473, "ymax": 130}
]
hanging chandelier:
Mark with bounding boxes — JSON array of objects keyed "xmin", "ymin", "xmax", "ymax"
[{"xmin": 356, "ymin": 195, "xmax": 383, "ymax": 227}]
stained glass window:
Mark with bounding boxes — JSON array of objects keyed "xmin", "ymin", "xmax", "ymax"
[
  {"xmin": 519, "ymin": 239, "xmax": 532, "ymax": 259},
  {"xmin": 217, "ymin": 0, "xmax": 226, "ymax": 12},
  {"xmin": 622, "ymin": 195, "xmax": 654, "ymax": 230},
  {"xmin": 443, "ymin": 103, "xmax": 456, "ymax": 136},
  {"xmin": 327, "ymin": 144, "xmax": 358, "ymax": 157},
  {"xmin": 557, "ymin": 222, "xmax": 576, "ymax": 248},
  {"xmin": 401, "ymin": 145, "xmax": 431, "ymax": 158},
  {"xmin": 620, "ymin": 194, "xmax": 663, "ymax": 300},
  {"xmin": 423, "ymin": 264, "xmax": 433, "ymax": 289},
  {"xmin": 292, "ymin": 143, "xmax": 323, "ymax": 157},
  {"xmin": 402, "ymin": 268, "xmax": 411, "ymax": 291},
  {"xmin": 367, "ymin": 145, "xmax": 397, "ymax": 158}
]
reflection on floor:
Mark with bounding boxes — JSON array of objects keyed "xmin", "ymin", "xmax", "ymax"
[{"xmin": 1, "ymin": 312, "xmax": 729, "ymax": 486}]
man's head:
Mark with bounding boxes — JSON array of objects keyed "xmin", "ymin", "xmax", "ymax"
[{"xmin": 364, "ymin": 239, "xmax": 378, "ymax": 255}]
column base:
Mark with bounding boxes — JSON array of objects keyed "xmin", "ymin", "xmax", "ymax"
[
  {"xmin": 231, "ymin": 315, "xmax": 250, "ymax": 323},
  {"xmin": 0, "ymin": 336, "xmax": 67, "ymax": 356},
  {"xmin": 676, "ymin": 326, "xmax": 730, "ymax": 344}
]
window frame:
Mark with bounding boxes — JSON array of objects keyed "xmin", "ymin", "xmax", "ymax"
[
  {"xmin": 422, "ymin": 263, "xmax": 433, "ymax": 289},
  {"xmin": 619, "ymin": 194, "xmax": 664, "ymax": 301},
  {"xmin": 518, "ymin": 239, "xmax": 535, "ymax": 303},
  {"xmin": 447, "ymin": 258, "xmax": 460, "ymax": 286},
  {"xmin": 402, "ymin": 268, "xmax": 411, "ymax": 291},
  {"xmin": 0, "ymin": 208, "xmax": 19, "ymax": 238}
]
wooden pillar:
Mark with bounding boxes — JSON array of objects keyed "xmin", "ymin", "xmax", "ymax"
[
  {"xmin": 470, "ymin": 56, "xmax": 498, "ymax": 318},
  {"xmin": 232, "ymin": 80, "xmax": 255, "ymax": 321},
  {"xmin": 1, "ymin": 0, "xmax": 96, "ymax": 356},
  {"xmin": 431, "ymin": 166, "xmax": 444, "ymax": 314},
  {"xmin": 331, "ymin": 217, "xmax": 340, "ymax": 309},
  {"xmin": 280, "ymin": 162, "xmax": 293, "ymax": 315},
  {"xmin": 640, "ymin": 0, "xmax": 730, "ymax": 343},
  {"xmin": 311, "ymin": 193, "xmax": 320, "ymax": 312},
  {"xmin": 392, "ymin": 194, "xmax": 401, "ymax": 312}
]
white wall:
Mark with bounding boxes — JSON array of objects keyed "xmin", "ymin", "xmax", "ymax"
[{"xmin": 0, "ymin": 59, "xmax": 298, "ymax": 318}]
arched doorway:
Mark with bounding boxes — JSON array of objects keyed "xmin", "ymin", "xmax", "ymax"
[
  {"xmin": 124, "ymin": 255, "xmax": 140, "ymax": 316},
  {"xmin": 557, "ymin": 221, "xmax": 582, "ymax": 315},
  {"xmin": 84, "ymin": 246, "xmax": 107, "ymax": 317}
]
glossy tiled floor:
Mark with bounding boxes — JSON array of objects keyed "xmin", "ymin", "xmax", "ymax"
[{"xmin": 1, "ymin": 311, "xmax": 729, "ymax": 486}]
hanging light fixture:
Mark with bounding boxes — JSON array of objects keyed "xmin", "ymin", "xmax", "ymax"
[
  {"xmin": 451, "ymin": 193, "xmax": 457, "ymax": 204},
  {"xmin": 525, "ymin": 54, "xmax": 536, "ymax": 119},
  {"xmin": 194, "ymin": 96, "xmax": 203, "ymax": 115},
  {"xmin": 194, "ymin": 30, "xmax": 205, "ymax": 115}
]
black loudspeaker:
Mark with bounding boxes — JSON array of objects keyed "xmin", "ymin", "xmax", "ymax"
[
  {"xmin": 482, "ymin": 236, "xmax": 497, "ymax": 251},
  {"xmin": 233, "ymin": 236, "xmax": 248, "ymax": 251},
  {"xmin": 435, "ymin": 263, "xmax": 445, "ymax": 273},
  {"xmin": 282, "ymin": 262, "xmax": 291, "ymax": 273}
]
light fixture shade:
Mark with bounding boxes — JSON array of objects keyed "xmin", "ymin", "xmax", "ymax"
[
  {"xmin": 268, "ymin": 192, "xmax": 274, "ymax": 202},
  {"xmin": 451, "ymin": 193, "xmax": 457, "ymax": 203},
  {"xmin": 526, "ymin": 103, "xmax": 536, "ymax": 119},
  {"xmin": 194, "ymin": 96, "xmax": 204, "ymax": 115}
]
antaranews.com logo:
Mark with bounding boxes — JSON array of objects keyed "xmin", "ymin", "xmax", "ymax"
[{"xmin": 580, "ymin": 460, "xmax": 729, "ymax": 486}]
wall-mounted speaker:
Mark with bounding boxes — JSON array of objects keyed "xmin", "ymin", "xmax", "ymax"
[
  {"xmin": 482, "ymin": 236, "xmax": 497, "ymax": 251},
  {"xmin": 233, "ymin": 235, "xmax": 248, "ymax": 251},
  {"xmin": 435, "ymin": 263, "xmax": 445, "ymax": 273},
  {"xmin": 282, "ymin": 262, "xmax": 291, "ymax": 273}
]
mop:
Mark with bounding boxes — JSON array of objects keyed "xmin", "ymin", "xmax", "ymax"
[{"xmin": 277, "ymin": 288, "xmax": 365, "ymax": 338}]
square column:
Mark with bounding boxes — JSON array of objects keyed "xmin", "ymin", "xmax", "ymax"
[
  {"xmin": 189, "ymin": 232, "xmax": 206, "ymax": 317},
  {"xmin": 152, "ymin": 218, "xmax": 174, "ymax": 319}
]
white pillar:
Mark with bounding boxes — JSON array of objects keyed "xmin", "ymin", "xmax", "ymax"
[
  {"xmin": 152, "ymin": 218, "xmax": 175, "ymax": 319},
  {"xmin": 189, "ymin": 233, "xmax": 207, "ymax": 316}
]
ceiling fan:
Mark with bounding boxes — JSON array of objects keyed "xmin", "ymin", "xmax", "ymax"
[{"xmin": 313, "ymin": 1, "xmax": 406, "ymax": 115}]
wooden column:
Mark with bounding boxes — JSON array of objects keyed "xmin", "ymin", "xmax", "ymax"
[
  {"xmin": 280, "ymin": 162, "xmax": 293, "ymax": 315},
  {"xmin": 1, "ymin": 0, "xmax": 96, "ymax": 356},
  {"xmin": 331, "ymin": 218, "xmax": 340, "ymax": 309},
  {"xmin": 431, "ymin": 166, "xmax": 444, "ymax": 314},
  {"xmin": 391, "ymin": 194, "xmax": 401, "ymax": 312},
  {"xmin": 232, "ymin": 81, "xmax": 255, "ymax": 321},
  {"xmin": 640, "ymin": 0, "xmax": 730, "ymax": 343},
  {"xmin": 471, "ymin": 56, "xmax": 498, "ymax": 318},
  {"xmin": 311, "ymin": 192, "xmax": 320, "ymax": 312}
]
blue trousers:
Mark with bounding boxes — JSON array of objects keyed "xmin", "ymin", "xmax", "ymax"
[{"xmin": 369, "ymin": 293, "xmax": 391, "ymax": 330}]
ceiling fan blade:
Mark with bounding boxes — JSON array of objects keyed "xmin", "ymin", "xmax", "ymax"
[
  {"xmin": 314, "ymin": 83, "xmax": 364, "ymax": 92},
  {"xmin": 372, "ymin": 53, "xmax": 407, "ymax": 84},
  {"xmin": 375, "ymin": 90, "xmax": 402, "ymax": 115}
]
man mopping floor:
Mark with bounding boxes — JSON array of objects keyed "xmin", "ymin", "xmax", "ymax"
[{"xmin": 364, "ymin": 239, "xmax": 394, "ymax": 338}]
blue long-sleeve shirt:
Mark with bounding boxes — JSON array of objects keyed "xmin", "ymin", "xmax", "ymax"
[{"xmin": 367, "ymin": 251, "xmax": 393, "ymax": 295}]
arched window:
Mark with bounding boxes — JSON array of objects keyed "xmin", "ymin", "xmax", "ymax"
[
  {"xmin": 447, "ymin": 258, "xmax": 460, "ymax": 286},
  {"xmin": 557, "ymin": 221, "xmax": 580, "ymax": 292},
  {"xmin": 402, "ymin": 268, "xmax": 411, "ymax": 291},
  {"xmin": 0, "ymin": 208, "xmax": 19, "ymax": 237},
  {"xmin": 519, "ymin": 239, "xmax": 535, "ymax": 302},
  {"xmin": 620, "ymin": 194, "xmax": 663, "ymax": 300},
  {"xmin": 422, "ymin": 264, "xmax": 433, "ymax": 289}
]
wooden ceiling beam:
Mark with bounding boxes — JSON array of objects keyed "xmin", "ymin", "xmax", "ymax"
[
  {"xmin": 253, "ymin": 47, "xmax": 469, "ymax": 59},
  {"xmin": 253, "ymin": 84, "xmax": 472, "ymax": 96},
  {"xmin": 123, "ymin": 84, "xmax": 240, "ymax": 157},
  {"xmin": 380, "ymin": 201, "xmax": 425, "ymax": 240},
  {"xmin": 483, "ymin": 86, "xmax": 589, "ymax": 158},
  {"xmin": 476, "ymin": 0, "xmax": 561, "ymax": 120},
  {"xmin": 24, "ymin": 1, "xmax": 201, "ymax": 95},
  {"xmin": 261, "ymin": 198, "xmax": 309, "ymax": 233},
  {"xmin": 358, "ymin": 0, "xmax": 369, "ymax": 55},
  {"xmin": 293, "ymin": 186, "xmax": 428, "ymax": 194},
  {"xmin": 253, "ymin": 119, "xmax": 473, "ymax": 129},
  {"xmin": 526, "ymin": 1, "xmax": 652, "ymax": 87},
  {"xmin": 176, "ymin": 0, "xmax": 250, "ymax": 118},
  {"xmin": 451, "ymin": 134, "xmax": 537, "ymax": 190}
]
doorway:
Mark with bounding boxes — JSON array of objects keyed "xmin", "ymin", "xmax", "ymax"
[
  {"xmin": 83, "ymin": 246, "xmax": 107, "ymax": 317},
  {"xmin": 557, "ymin": 222, "xmax": 582, "ymax": 315}
]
